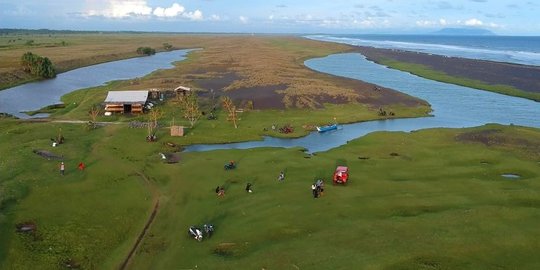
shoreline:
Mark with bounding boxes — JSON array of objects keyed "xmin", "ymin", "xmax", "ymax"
[{"xmin": 351, "ymin": 45, "xmax": 540, "ymax": 102}]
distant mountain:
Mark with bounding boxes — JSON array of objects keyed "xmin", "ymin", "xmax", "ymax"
[{"xmin": 431, "ymin": 28, "xmax": 496, "ymax": 36}]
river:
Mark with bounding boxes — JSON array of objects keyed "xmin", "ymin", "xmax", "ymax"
[
  {"xmin": 1, "ymin": 49, "xmax": 538, "ymax": 153},
  {"xmin": 184, "ymin": 53, "xmax": 539, "ymax": 153},
  {"xmin": 0, "ymin": 49, "xmax": 194, "ymax": 119}
]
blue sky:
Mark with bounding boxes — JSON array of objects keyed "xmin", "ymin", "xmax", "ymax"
[{"xmin": 1, "ymin": 0, "xmax": 539, "ymax": 35}]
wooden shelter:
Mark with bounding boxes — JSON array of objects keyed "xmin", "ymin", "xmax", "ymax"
[
  {"xmin": 174, "ymin": 85, "xmax": 191, "ymax": 96},
  {"xmin": 104, "ymin": 90, "xmax": 149, "ymax": 114},
  {"xmin": 170, "ymin": 126, "xmax": 184, "ymax": 137}
]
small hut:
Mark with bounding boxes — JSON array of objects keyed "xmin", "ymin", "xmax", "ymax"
[
  {"xmin": 104, "ymin": 90, "xmax": 149, "ymax": 114},
  {"xmin": 174, "ymin": 85, "xmax": 191, "ymax": 96},
  {"xmin": 170, "ymin": 126, "xmax": 184, "ymax": 137}
]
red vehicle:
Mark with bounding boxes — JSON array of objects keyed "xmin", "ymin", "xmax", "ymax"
[{"xmin": 333, "ymin": 166, "xmax": 349, "ymax": 184}]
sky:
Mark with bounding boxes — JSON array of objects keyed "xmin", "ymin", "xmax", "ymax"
[{"xmin": 1, "ymin": 0, "xmax": 539, "ymax": 35}]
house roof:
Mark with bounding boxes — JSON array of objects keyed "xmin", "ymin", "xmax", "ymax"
[
  {"xmin": 174, "ymin": 85, "xmax": 191, "ymax": 91},
  {"xmin": 104, "ymin": 91, "xmax": 149, "ymax": 104}
]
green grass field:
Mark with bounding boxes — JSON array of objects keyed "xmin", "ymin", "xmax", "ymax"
[
  {"xmin": 1, "ymin": 34, "xmax": 539, "ymax": 269},
  {"xmin": 1, "ymin": 114, "xmax": 539, "ymax": 269}
]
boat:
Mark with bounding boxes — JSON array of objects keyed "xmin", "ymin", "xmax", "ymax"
[{"xmin": 316, "ymin": 123, "xmax": 338, "ymax": 132}]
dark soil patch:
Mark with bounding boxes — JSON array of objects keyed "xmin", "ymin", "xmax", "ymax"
[
  {"xmin": 227, "ymin": 84, "xmax": 287, "ymax": 109},
  {"xmin": 33, "ymin": 149, "xmax": 63, "ymax": 160},
  {"xmin": 456, "ymin": 128, "xmax": 540, "ymax": 157},
  {"xmin": 163, "ymin": 153, "xmax": 180, "ymax": 164},
  {"xmin": 196, "ymin": 72, "xmax": 240, "ymax": 92},
  {"xmin": 192, "ymin": 61, "xmax": 427, "ymax": 110},
  {"xmin": 356, "ymin": 46, "xmax": 540, "ymax": 94}
]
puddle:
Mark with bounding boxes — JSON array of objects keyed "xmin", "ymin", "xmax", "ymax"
[{"xmin": 501, "ymin": 174, "xmax": 521, "ymax": 179}]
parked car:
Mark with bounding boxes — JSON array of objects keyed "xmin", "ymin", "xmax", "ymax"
[{"xmin": 333, "ymin": 166, "xmax": 349, "ymax": 184}]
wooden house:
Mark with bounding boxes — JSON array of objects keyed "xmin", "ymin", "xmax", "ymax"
[{"xmin": 104, "ymin": 90, "xmax": 149, "ymax": 114}]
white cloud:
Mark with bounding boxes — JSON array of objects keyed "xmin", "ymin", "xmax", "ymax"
[
  {"xmin": 184, "ymin": 10, "xmax": 203, "ymax": 21},
  {"xmin": 153, "ymin": 3, "xmax": 184, "ymax": 17},
  {"xmin": 464, "ymin": 18, "xmax": 483, "ymax": 26},
  {"xmin": 209, "ymin": 14, "xmax": 221, "ymax": 21},
  {"xmin": 86, "ymin": 0, "xmax": 152, "ymax": 18},
  {"xmin": 85, "ymin": 1, "xmax": 203, "ymax": 20},
  {"xmin": 439, "ymin": 18, "xmax": 447, "ymax": 25},
  {"xmin": 239, "ymin": 16, "xmax": 249, "ymax": 23}
]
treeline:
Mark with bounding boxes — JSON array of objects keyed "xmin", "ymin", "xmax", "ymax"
[
  {"xmin": 20, "ymin": 52, "xmax": 56, "ymax": 78},
  {"xmin": 136, "ymin": 47, "xmax": 156, "ymax": 55}
]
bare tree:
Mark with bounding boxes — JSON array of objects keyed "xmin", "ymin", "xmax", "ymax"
[
  {"xmin": 221, "ymin": 96, "xmax": 238, "ymax": 128},
  {"xmin": 88, "ymin": 105, "xmax": 101, "ymax": 129},
  {"xmin": 148, "ymin": 108, "xmax": 163, "ymax": 135},
  {"xmin": 181, "ymin": 93, "xmax": 200, "ymax": 127}
]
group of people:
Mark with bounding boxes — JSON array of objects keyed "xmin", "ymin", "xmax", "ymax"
[
  {"xmin": 59, "ymin": 161, "xmax": 86, "ymax": 175},
  {"xmin": 188, "ymin": 224, "xmax": 214, "ymax": 242},
  {"xmin": 311, "ymin": 179, "xmax": 325, "ymax": 198}
]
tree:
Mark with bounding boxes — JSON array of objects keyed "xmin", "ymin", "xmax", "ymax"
[
  {"xmin": 163, "ymin": 43, "xmax": 173, "ymax": 50},
  {"xmin": 221, "ymin": 96, "xmax": 238, "ymax": 128},
  {"xmin": 181, "ymin": 93, "xmax": 200, "ymax": 127},
  {"xmin": 21, "ymin": 52, "xmax": 36, "ymax": 72},
  {"xmin": 145, "ymin": 108, "xmax": 163, "ymax": 141},
  {"xmin": 148, "ymin": 108, "xmax": 163, "ymax": 132},
  {"xmin": 20, "ymin": 52, "xmax": 56, "ymax": 78},
  {"xmin": 88, "ymin": 105, "xmax": 101, "ymax": 129}
]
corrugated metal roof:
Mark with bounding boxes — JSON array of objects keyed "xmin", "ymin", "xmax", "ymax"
[{"xmin": 104, "ymin": 91, "xmax": 149, "ymax": 104}]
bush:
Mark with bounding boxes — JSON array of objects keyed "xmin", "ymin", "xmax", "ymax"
[
  {"xmin": 20, "ymin": 52, "xmax": 56, "ymax": 78},
  {"xmin": 136, "ymin": 47, "xmax": 156, "ymax": 56}
]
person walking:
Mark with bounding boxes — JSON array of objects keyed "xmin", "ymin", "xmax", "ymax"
[
  {"xmin": 278, "ymin": 171, "xmax": 285, "ymax": 181},
  {"xmin": 311, "ymin": 183, "xmax": 318, "ymax": 198},
  {"xmin": 60, "ymin": 162, "xmax": 65, "ymax": 176}
]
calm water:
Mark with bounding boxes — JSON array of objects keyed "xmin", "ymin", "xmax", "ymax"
[
  {"xmin": 0, "ymin": 49, "xmax": 193, "ymax": 118},
  {"xmin": 307, "ymin": 35, "xmax": 540, "ymax": 66},
  {"xmin": 184, "ymin": 53, "xmax": 540, "ymax": 153}
]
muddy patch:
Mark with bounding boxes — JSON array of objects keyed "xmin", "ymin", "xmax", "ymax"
[
  {"xmin": 195, "ymin": 73, "xmax": 240, "ymax": 91},
  {"xmin": 227, "ymin": 84, "xmax": 287, "ymax": 109}
]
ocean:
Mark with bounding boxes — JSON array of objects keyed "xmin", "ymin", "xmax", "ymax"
[{"xmin": 307, "ymin": 34, "xmax": 540, "ymax": 66}]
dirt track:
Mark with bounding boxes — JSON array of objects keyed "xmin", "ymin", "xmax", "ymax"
[{"xmin": 119, "ymin": 172, "xmax": 160, "ymax": 270}]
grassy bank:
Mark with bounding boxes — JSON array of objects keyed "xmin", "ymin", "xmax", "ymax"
[
  {"xmin": 379, "ymin": 59, "xmax": 540, "ymax": 102},
  {"xmin": 1, "ymin": 116, "xmax": 539, "ymax": 269}
]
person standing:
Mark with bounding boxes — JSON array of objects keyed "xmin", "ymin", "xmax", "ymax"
[
  {"xmin": 60, "ymin": 162, "xmax": 65, "ymax": 175},
  {"xmin": 278, "ymin": 171, "xmax": 285, "ymax": 181},
  {"xmin": 245, "ymin": 183, "xmax": 253, "ymax": 193},
  {"xmin": 311, "ymin": 183, "xmax": 318, "ymax": 198}
]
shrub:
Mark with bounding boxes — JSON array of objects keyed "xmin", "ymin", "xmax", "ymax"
[
  {"xmin": 136, "ymin": 47, "xmax": 156, "ymax": 56},
  {"xmin": 20, "ymin": 52, "xmax": 56, "ymax": 78}
]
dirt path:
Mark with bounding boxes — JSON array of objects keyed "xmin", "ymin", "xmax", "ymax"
[{"xmin": 119, "ymin": 172, "xmax": 160, "ymax": 270}]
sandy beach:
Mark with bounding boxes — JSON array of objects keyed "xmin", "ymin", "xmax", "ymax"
[{"xmin": 355, "ymin": 46, "xmax": 540, "ymax": 94}]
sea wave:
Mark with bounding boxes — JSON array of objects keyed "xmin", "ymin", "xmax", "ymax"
[{"xmin": 307, "ymin": 35, "xmax": 540, "ymax": 66}]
